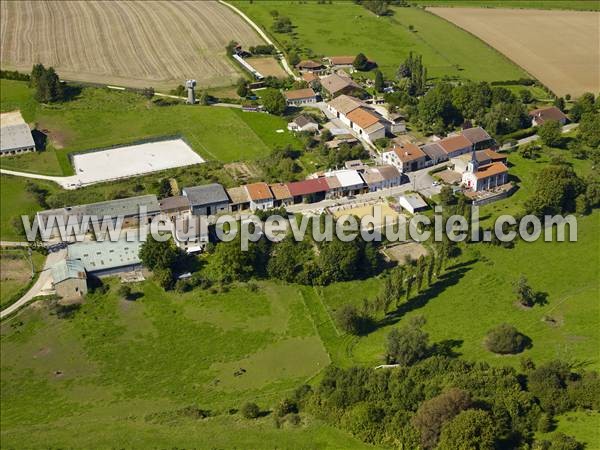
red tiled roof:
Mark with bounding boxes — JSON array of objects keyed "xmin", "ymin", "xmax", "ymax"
[
  {"xmin": 438, "ymin": 134, "xmax": 471, "ymax": 154},
  {"xmin": 528, "ymin": 106, "xmax": 568, "ymax": 124},
  {"xmin": 302, "ymin": 72, "xmax": 318, "ymax": 83},
  {"xmin": 475, "ymin": 162, "xmax": 508, "ymax": 179},
  {"xmin": 297, "ymin": 60, "xmax": 324, "ymax": 69},
  {"xmin": 269, "ymin": 183, "xmax": 292, "ymax": 200},
  {"xmin": 284, "ymin": 88, "xmax": 317, "ymax": 100},
  {"xmin": 245, "ymin": 182, "xmax": 273, "ymax": 201},
  {"xmin": 346, "ymin": 107, "xmax": 380, "ymax": 129},
  {"xmin": 392, "ymin": 143, "xmax": 427, "ymax": 163},
  {"xmin": 286, "ymin": 178, "xmax": 330, "ymax": 196}
]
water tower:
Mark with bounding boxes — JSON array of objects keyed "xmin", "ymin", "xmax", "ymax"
[{"xmin": 185, "ymin": 79, "xmax": 196, "ymax": 104}]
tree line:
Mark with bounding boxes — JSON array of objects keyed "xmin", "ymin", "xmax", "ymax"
[{"xmin": 294, "ymin": 356, "xmax": 598, "ymax": 449}]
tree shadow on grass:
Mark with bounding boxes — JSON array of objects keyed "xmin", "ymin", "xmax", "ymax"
[
  {"xmin": 376, "ymin": 259, "xmax": 477, "ymax": 330},
  {"xmin": 431, "ymin": 339, "xmax": 464, "ymax": 358}
]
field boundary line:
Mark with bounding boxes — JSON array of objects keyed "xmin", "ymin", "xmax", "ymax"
[
  {"xmin": 425, "ymin": 7, "xmax": 536, "ymax": 85},
  {"xmin": 218, "ymin": 1, "xmax": 298, "ymax": 80}
]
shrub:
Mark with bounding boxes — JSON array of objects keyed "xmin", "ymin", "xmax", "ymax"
[
  {"xmin": 275, "ymin": 398, "xmax": 298, "ymax": 417},
  {"xmin": 485, "ymin": 323, "xmax": 529, "ymax": 354},
  {"xmin": 335, "ymin": 304, "xmax": 373, "ymax": 336},
  {"xmin": 240, "ymin": 402, "xmax": 260, "ymax": 419}
]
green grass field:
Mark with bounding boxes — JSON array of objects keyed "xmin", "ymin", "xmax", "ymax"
[
  {"xmin": 234, "ymin": 1, "xmax": 527, "ymax": 83},
  {"xmin": 536, "ymin": 411, "xmax": 600, "ymax": 447},
  {"xmin": 412, "ymin": 1, "xmax": 600, "ymax": 11},
  {"xmin": 0, "ymin": 80, "xmax": 300, "ymax": 174},
  {"xmin": 0, "ymin": 249, "xmax": 46, "ymax": 309},
  {"xmin": 0, "ymin": 175, "xmax": 58, "ymax": 241},
  {"xmin": 313, "ymin": 212, "xmax": 599, "ymax": 375},
  {"xmin": 0, "ymin": 279, "xmax": 379, "ymax": 448}
]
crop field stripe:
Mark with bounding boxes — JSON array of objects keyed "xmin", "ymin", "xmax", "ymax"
[{"xmin": 0, "ymin": 1, "xmax": 264, "ymax": 89}]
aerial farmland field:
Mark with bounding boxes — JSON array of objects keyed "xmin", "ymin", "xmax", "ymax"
[
  {"xmin": 429, "ymin": 7, "xmax": 600, "ymax": 96},
  {"xmin": 234, "ymin": 0, "xmax": 528, "ymax": 83},
  {"xmin": 0, "ymin": 0, "xmax": 264, "ymax": 89}
]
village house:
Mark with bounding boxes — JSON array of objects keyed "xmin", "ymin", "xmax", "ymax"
[
  {"xmin": 327, "ymin": 56, "xmax": 357, "ymax": 70},
  {"xmin": 346, "ymin": 107, "xmax": 386, "ymax": 143},
  {"xmin": 529, "ymin": 106, "xmax": 568, "ymax": 126},
  {"xmin": 0, "ymin": 111, "xmax": 36, "ymax": 156},
  {"xmin": 183, "ymin": 183, "xmax": 230, "ymax": 216},
  {"xmin": 327, "ymin": 95, "xmax": 365, "ymax": 121},
  {"xmin": 320, "ymin": 73, "xmax": 362, "ymax": 98},
  {"xmin": 158, "ymin": 195, "xmax": 191, "ymax": 222},
  {"xmin": 382, "ymin": 143, "xmax": 427, "ymax": 173},
  {"xmin": 172, "ymin": 215, "xmax": 209, "ymax": 253},
  {"xmin": 327, "ymin": 56, "xmax": 376, "ymax": 71},
  {"xmin": 461, "ymin": 152, "xmax": 509, "ymax": 192},
  {"xmin": 437, "ymin": 134, "xmax": 472, "ymax": 159},
  {"xmin": 322, "ymin": 169, "xmax": 365, "ymax": 198},
  {"xmin": 451, "ymin": 149, "xmax": 507, "ymax": 175},
  {"xmin": 421, "ymin": 141, "xmax": 448, "ymax": 165},
  {"xmin": 302, "ymin": 72, "xmax": 320, "ymax": 88},
  {"xmin": 269, "ymin": 183, "xmax": 293, "ymax": 207},
  {"xmin": 284, "ymin": 88, "xmax": 318, "ymax": 106},
  {"xmin": 287, "ymin": 115, "xmax": 319, "ymax": 133},
  {"xmin": 51, "ymin": 259, "xmax": 87, "ymax": 300},
  {"xmin": 226, "ymin": 186, "xmax": 251, "ymax": 213},
  {"xmin": 361, "ymin": 165, "xmax": 403, "ymax": 192},
  {"xmin": 296, "ymin": 60, "xmax": 326, "ymax": 74},
  {"xmin": 461, "ymin": 126, "xmax": 495, "ymax": 150},
  {"xmin": 327, "ymin": 95, "xmax": 400, "ymax": 144},
  {"xmin": 398, "ymin": 193, "xmax": 428, "ymax": 214},
  {"xmin": 287, "ymin": 178, "xmax": 330, "ymax": 203},
  {"xmin": 245, "ymin": 182, "xmax": 274, "ymax": 211},
  {"xmin": 387, "ymin": 112, "xmax": 407, "ymax": 134}
]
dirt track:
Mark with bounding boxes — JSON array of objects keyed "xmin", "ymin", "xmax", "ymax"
[
  {"xmin": 0, "ymin": 1, "xmax": 263, "ymax": 89},
  {"xmin": 429, "ymin": 7, "xmax": 600, "ymax": 97}
]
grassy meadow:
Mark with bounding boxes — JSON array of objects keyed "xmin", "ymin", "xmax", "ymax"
[
  {"xmin": 0, "ymin": 279, "xmax": 379, "ymax": 448},
  {"xmin": 0, "ymin": 79, "xmax": 300, "ymax": 174},
  {"xmin": 349, "ymin": 213, "xmax": 598, "ymax": 370},
  {"xmin": 234, "ymin": 1, "xmax": 528, "ymax": 83},
  {"xmin": 0, "ymin": 248, "xmax": 46, "ymax": 308}
]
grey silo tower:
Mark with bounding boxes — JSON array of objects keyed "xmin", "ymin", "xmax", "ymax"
[{"xmin": 185, "ymin": 79, "xmax": 196, "ymax": 104}]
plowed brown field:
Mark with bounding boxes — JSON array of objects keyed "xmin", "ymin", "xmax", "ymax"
[
  {"xmin": 429, "ymin": 7, "xmax": 600, "ymax": 97},
  {"xmin": 0, "ymin": 1, "xmax": 263, "ymax": 89}
]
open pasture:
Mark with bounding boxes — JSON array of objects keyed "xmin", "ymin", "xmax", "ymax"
[
  {"xmin": 0, "ymin": 1, "xmax": 263, "ymax": 89},
  {"xmin": 0, "ymin": 280, "xmax": 353, "ymax": 448},
  {"xmin": 235, "ymin": 1, "xmax": 527, "ymax": 82},
  {"xmin": 429, "ymin": 7, "xmax": 600, "ymax": 96}
]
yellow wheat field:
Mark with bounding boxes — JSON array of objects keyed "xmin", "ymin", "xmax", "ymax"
[
  {"xmin": 0, "ymin": 1, "xmax": 263, "ymax": 89},
  {"xmin": 429, "ymin": 7, "xmax": 599, "ymax": 97}
]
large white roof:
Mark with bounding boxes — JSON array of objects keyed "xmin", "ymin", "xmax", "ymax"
[{"xmin": 326, "ymin": 169, "xmax": 364, "ymax": 188}]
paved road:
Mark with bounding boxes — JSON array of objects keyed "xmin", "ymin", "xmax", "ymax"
[
  {"xmin": 286, "ymin": 162, "xmax": 444, "ymax": 215},
  {"xmin": 219, "ymin": 0, "xmax": 299, "ymax": 80},
  {"xmin": 0, "ymin": 248, "xmax": 64, "ymax": 320},
  {"xmin": 501, "ymin": 122, "xmax": 579, "ymax": 149}
]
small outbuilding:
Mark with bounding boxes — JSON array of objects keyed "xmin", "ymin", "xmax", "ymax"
[
  {"xmin": 51, "ymin": 259, "xmax": 87, "ymax": 300},
  {"xmin": 398, "ymin": 193, "xmax": 428, "ymax": 214},
  {"xmin": 288, "ymin": 115, "xmax": 319, "ymax": 133}
]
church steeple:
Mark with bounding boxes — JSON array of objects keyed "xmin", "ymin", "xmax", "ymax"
[{"xmin": 467, "ymin": 148, "xmax": 479, "ymax": 173}]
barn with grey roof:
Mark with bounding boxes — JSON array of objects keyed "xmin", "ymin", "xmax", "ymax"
[
  {"xmin": 0, "ymin": 111, "xmax": 36, "ymax": 156},
  {"xmin": 183, "ymin": 183, "xmax": 230, "ymax": 215}
]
